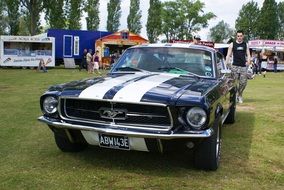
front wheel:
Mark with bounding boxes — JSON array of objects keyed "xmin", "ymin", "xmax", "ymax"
[
  {"xmin": 194, "ymin": 115, "xmax": 222, "ymax": 170},
  {"xmin": 54, "ymin": 131, "xmax": 87, "ymax": 152}
]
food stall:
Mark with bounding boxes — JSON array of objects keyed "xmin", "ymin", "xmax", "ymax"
[
  {"xmin": 249, "ymin": 40, "xmax": 284, "ymax": 71},
  {"xmin": 0, "ymin": 35, "xmax": 55, "ymax": 68},
  {"xmin": 95, "ymin": 30, "xmax": 148, "ymax": 68}
]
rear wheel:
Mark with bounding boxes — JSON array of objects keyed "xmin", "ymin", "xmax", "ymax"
[
  {"xmin": 194, "ymin": 115, "xmax": 222, "ymax": 170},
  {"xmin": 54, "ymin": 130, "xmax": 87, "ymax": 152}
]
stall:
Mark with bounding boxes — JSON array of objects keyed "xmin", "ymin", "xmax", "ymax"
[
  {"xmin": 44, "ymin": 29, "xmax": 111, "ymax": 65},
  {"xmin": 95, "ymin": 30, "xmax": 148, "ymax": 68},
  {"xmin": 0, "ymin": 35, "xmax": 55, "ymax": 68},
  {"xmin": 249, "ymin": 40, "xmax": 284, "ymax": 71}
]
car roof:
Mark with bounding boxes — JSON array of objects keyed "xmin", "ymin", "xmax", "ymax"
[{"xmin": 129, "ymin": 43, "xmax": 217, "ymax": 53}]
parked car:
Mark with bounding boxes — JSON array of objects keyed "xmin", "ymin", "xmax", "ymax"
[{"xmin": 38, "ymin": 43, "xmax": 237, "ymax": 170}]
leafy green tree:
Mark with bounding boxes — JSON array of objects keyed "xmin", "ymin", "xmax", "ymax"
[
  {"xmin": 84, "ymin": 0, "xmax": 100, "ymax": 30},
  {"xmin": 4, "ymin": 0, "xmax": 20, "ymax": 35},
  {"xmin": 107, "ymin": 0, "xmax": 121, "ymax": 32},
  {"xmin": 209, "ymin": 20, "xmax": 234, "ymax": 43},
  {"xmin": 0, "ymin": 1, "xmax": 8, "ymax": 35},
  {"xmin": 235, "ymin": 1, "xmax": 260, "ymax": 40},
  {"xmin": 20, "ymin": 0, "xmax": 44, "ymax": 35},
  {"xmin": 44, "ymin": 0, "xmax": 66, "ymax": 29},
  {"xmin": 127, "ymin": 0, "xmax": 142, "ymax": 34},
  {"xmin": 18, "ymin": 16, "xmax": 30, "ymax": 35},
  {"xmin": 66, "ymin": 0, "xmax": 82, "ymax": 30},
  {"xmin": 161, "ymin": 0, "xmax": 215, "ymax": 41},
  {"xmin": 257, "ymin": 0, "xmax": 279, "ymax": 39},
  {"xmin": 161, "ymin": 1, "xmax": 182, "ymax": 42},
  {"xmin": 278, "ymin": 2, "xmax": 284, "ymax": 39},
  {"xmin": 146, "ymin": 0, "xmax": 162, "ymax": 42},
  {"xmin": 178, "ymin": 0, "xmax": 215, "ymax": 40}
]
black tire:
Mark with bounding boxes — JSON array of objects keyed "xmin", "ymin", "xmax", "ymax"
[
  {"xmin": 194, "ymin": 115, "xmax": 222, "ymax": 171},
  {"xmin": 224, "ymin": 91, "xmax": 237, "ymax": 124},
  {"xmin": 54, "ymin": 131, "xmax": 87, "ymax": 152}
]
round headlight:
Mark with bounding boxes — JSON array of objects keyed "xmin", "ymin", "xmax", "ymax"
[
  {"xmin": 43, "ymin": 96, "xmax": 58, "ymax": 114},
  {"xmin": 186, "ymin": 107, "xmax": 207, "ymax": 129}
]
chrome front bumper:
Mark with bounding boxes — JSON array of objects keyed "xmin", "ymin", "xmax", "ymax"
[{"xmin": 38, "ymin": 116, "xmax": 213, "ymax": 139}]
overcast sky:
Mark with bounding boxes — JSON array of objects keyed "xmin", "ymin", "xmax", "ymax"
[{"xmin": 81, "ymin": 0, "xmax": 281, "ymax": 40}]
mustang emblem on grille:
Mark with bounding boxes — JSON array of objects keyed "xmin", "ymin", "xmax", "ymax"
[{"xmin": 99, "ymin": 107, "xmax": 127, "ymax": 120}]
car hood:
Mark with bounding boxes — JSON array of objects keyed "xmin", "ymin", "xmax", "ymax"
[{"xmin": 49, "ymin": 72, "xmax": 218, "ymax": 105}]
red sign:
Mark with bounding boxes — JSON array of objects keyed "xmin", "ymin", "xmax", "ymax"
[
  {"xmin": 249, "ymin": 40, "xmax": 284, "ymax": 47},
  {"xmin": 170, "ymin": 40, "xmax": 215, "ymax": 48}
]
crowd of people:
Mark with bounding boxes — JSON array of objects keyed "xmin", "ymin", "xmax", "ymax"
[
  {"xmin": 80, "ymin": 48, "xmax": 101, "ymax": 74},
  {"xmin": 79, "ymin": 48, "xmax": 120, "ymax": 74},
  {"xmin": 251, "ymin": 51, "xmax": 279, "ymax": 76}
]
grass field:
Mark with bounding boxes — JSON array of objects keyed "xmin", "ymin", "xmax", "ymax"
[{"xmin": 0, "ymin": 68, "xmax": 283, "ymax": 190}]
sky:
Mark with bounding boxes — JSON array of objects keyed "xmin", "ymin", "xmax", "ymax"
[{"xmin": 81, "ymin": 0, "xmax": 281, "ymax": 40}]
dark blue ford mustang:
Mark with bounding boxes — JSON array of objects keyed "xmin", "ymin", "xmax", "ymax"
[{"xmin": 38, "ymin": 43, "xmax": 237, "ymax": 170}]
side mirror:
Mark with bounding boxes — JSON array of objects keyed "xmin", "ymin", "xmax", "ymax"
[{"xmin": 221, "ymin": 69, "xmax": 231, "ymax": 74}]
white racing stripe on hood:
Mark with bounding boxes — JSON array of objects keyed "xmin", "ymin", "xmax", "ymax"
[
  {"xmin": 113, "ymin": 73, "xmax": 178, "ymax": 103},
  {"xmin": 79, "ymin": 73, "xmax": 145, "ymax": 99}
]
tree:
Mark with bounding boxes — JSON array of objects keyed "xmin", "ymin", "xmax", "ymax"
[
  {"xmin": 146, "ymin": 0, "xmax": 162, "ymax": 43},
  {"xmin": 177, "ymin": 0, "xmax": 215, "ymax": 40},
  {"xmin": 4, "ymin": 0, "xmax": 20, "ymax": 35},
  {"xmin": 20, "ymin": 0, "xmax": 44, "ymax": 35},
  {"xmin": 84, "ymin": 0, "xmax": 100, "ymax": 30},
  {"xmin": 235, "ymin": 1, "xmax": 260, "ymax": 40},
  {"xmin": 127, "ymin": 0, "xmax": 142, "ymax": 34},
  {"xmin": 0, "ymin": 1, "xmax": 8, "ymax": 35},
  {"xmin": 209, "ymin": 21, "xmax": 234, "ymax": 43},
  {"xmin": 161, "ymin": 0, "xmax": 215, "ymax": 41},
  {"xmin": 278, "ymin": 2, "xmax": 284, "ymax": 39},
  {"xmin": 18, "ymin": 16, "xmax": 30, "ymax": 35},
  {"xmin": 66, "ymin": 0, "xmax": 82, "ymax": 30},
  {"xmin": 161, "ymin": 1, "xmax": 183, "ymax": 42},
  {"xmin": 44, "ymin": 0, "xmax": 66, "ymax": 29},
  {"xmin": 107, "ymin": 0, "xmax": 121, "ymax": 32},
  {"xmin": 257, "ymin": 0, "xmax": 279, "ymax": 39}
]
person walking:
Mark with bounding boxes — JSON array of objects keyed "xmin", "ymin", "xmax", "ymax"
[
  {"xmin": 79, "ymin": 48, "xmax": 87, "ymax": 71},
  {"xmin": 225, "ymin": 30, "xmax": 251, "ymax": 103},
  {"xmin": 273, "ymin": 53, "xmax": 278, "ymax": 73},
  {"xmin": 257, "ymin": 52, "xmax": 262, "ymax": 75},
  {"xmin": 86, "ymin": 49, "xmax": 93, "ymax": 74},
  {"xmin": 92, "ymin": 50, "xmax": 101, "ymax": 75}
]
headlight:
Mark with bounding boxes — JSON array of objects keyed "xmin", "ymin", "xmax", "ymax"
[
  {"xmin": 186, "ymin": 107, "xmax": 207, "ymax": 129},
  {"xmin": 43, "ymin": 96, "xmax": 58, "ymax": 114}
]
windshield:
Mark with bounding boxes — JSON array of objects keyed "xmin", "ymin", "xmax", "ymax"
[{"xmin": 112, "ymin": 47, "xmax": 214, "ymax": 77}]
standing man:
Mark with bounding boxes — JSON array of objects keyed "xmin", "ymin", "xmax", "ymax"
[
  {"xmin": 79, "ymin": 48, "xmax": 87, "ymax": 71},
  {"xmin": 225, "ymin": 30, "xmax": 251, "ymax": 103},
  {"xmin": 273, "ymin": 53, "xmax": 278, "ymax": 73},
  {"xmin": 86, "ymin": 49, "xmax": 93, "ymax": 74}
]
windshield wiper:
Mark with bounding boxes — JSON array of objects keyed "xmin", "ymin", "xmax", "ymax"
[
  {"xmin": 182, "ymin": 71, "xmax": 201, "ymax": 77},
  {"xmin": 158, "ymin": 67, "xmax": 201, "ymax": 77},
  {"xmin": 158, "ymin": 66, "xmax": 187, "ymax": 72},
  {"xmin": 115, "ymin": 67, "xmax": 147, "ymax": 72}
]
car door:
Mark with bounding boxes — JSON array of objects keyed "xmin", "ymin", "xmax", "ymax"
[{"xmin": 216, "ymin": 52, "xmax": 231, "ymax": 121}]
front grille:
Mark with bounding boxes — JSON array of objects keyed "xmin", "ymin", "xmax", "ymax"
[{"xmin": 59, "ymin": 98, "xmax": 172, "ymax": 130}]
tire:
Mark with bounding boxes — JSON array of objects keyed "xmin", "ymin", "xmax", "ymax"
[
  {"xmin": 194, "ymin": 115, "xmax": 222, "ymax": 171},
  {"xmin": 54, "ymin": 131, "xmax": 87, "ymax": 152},
  {"xmin": 225, "ymin": 91, "xmax": 237, "ymax": 124}
]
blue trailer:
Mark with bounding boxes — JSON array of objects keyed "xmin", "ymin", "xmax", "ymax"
[{"xmin": 46, "ymin": 29, "xmax": 112, "ymax": 65}]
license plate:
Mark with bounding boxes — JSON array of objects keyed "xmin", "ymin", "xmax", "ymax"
[{"xmin": 99, "ymin": 134, "xmax": 130, "ymax": 150}]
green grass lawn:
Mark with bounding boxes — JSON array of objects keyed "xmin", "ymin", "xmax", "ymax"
[{"xmin": 0, "ymin": 68, "xmax": 283, "ymax": 190}]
